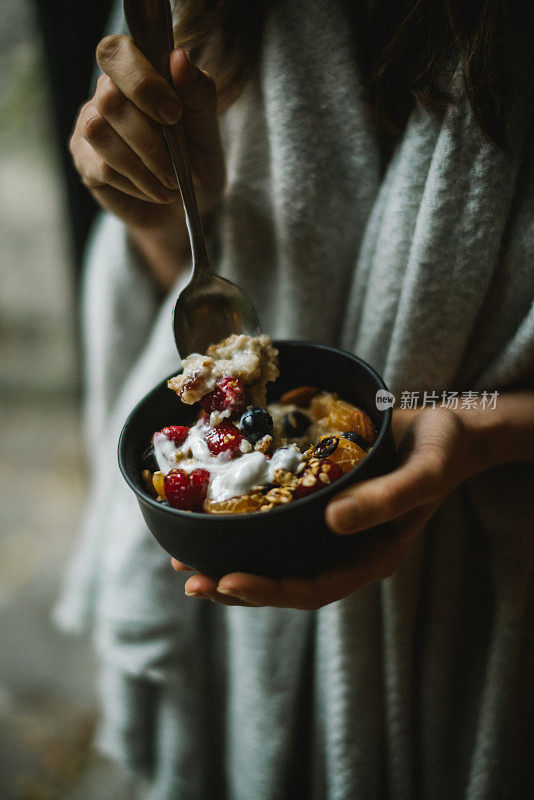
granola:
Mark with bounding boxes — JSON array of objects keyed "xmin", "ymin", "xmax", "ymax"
[{"xmin": 144, "ymin": 336, "xmax": 376, "ymax": 514}]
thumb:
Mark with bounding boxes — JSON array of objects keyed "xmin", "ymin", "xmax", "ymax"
[
  {"xmin": 170, "ymin": 48, "xmax": 218, "ymax": 120},
  {"xmin": 325, "ymin": 449, "xmax": 445, "ymax": 534}
]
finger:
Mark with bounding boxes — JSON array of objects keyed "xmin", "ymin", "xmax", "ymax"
[
  {"xmin": 72, "ymin": 136, "xmax": 162, "ymax": 202},
  {"xmin": 210, "ymin": 593, "xmax": 259, "ymax": 607},
  {"xmin": 71, "ymin": 122, "xmax": 155, "ymax": 201},
  {"xmin": 169, "ymin": 48, "xmax": 218, "ymax": 126},
  {"xmin": 184, "ymin": 573, "xmax": 261, "ymax": 607},
  {"xmin": 325, "ymin": 449, "xmax": 445, "ymax": 534},
  {"xmin": 216, "ymin": 502, "xmax": 443, "ymax": 609},
  {"xmin": 89, "ymin": 185, "xmax": 181, "ymax": 229},
  {"xmin": 94, "ymin": 75, "xmax": 178, "ymax": 189},
  {"xmin": 80, "ymin": 103, "xmax": 177, "ymax": 202},
  {"xmin": 171, "ymin": 559, "xmax": 194, "ymax": 572},
  {"xmin": 216, "ymin": 572, "xmax": 320, "ymax": 609},
  {"xmin": 216, "ymin": 525, "xmax": 410, "ymax": 609},
  {"xmin": 96, "ymin": 35, "xmax": 182, "ymax": 125}
]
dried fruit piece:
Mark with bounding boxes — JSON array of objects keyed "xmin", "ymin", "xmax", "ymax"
[
  {"xmin": 279, "ymin": 386, "xmax": 318, "ymax": 406},
  {"xmin": 164, "ymin": 468, "xmax": 210, "ymax": 511},
  {"xmin": 142, "ymin": 469, "xmax": 157, "ymax": 497},
  {"xmin": 199, "ymin": 376, "xmax": 248, "ymax": 416},
  {"xmin": 204, "ymin": 493, "xmax": 267, "ymax": 514},
  {"xmin": 204, "ymin": 420, "xmax": 244, "ymax": 456},
  {"xmin": 168, "ymin": 362, "xmax": 211, "ymax": 402},
  {"xmin": 141, "ymin": 442, "xmax": 158, "ymax": 472},
  {"xmin": 328, "ymin": 400, "xmax": 375, "ymax": 443},
  {"xmin": 293, "ymin": 458, "xmax": 343, "ymax": 499},
  {"xmin": 158, "ymin": 425, "xmax": 190, "ymax": 446},
  {"xmin": 313, "ymin": 435, "xmax": 340, "ymax": 459}
]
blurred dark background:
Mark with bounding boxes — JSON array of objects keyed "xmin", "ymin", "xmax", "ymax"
[
  {"xmin": 0, "ymin": 1, "xmax": 133, "ymax": 797},
  {"xmin": 34, "ymin": 0, "xmax": 114, "ymax": 268}
]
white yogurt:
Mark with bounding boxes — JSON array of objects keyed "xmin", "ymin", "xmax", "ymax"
[
  {"xmin": 207, "ymin": 445, "xmax": 303, "ymax": 501},
  {"xmin": 153, "ymin": 422, "xmax": 303, "ymax": 501}
]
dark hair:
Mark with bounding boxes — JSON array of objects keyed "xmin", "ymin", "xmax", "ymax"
[{"xmin": 174, "ymin": 0, "xmax": 534, "ymax": 149}]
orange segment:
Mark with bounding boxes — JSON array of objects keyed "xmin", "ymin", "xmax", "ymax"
[
  {"xmin": 204, "ymin": 494, "xmax": 266, "ymax": 514},
  {"xmin": 328, "ymin": 400, "xmax": 375, "ymax": 443},
  {"xmin": 329, "ymin": 436, "xmax": 367, "ymax": 473},
  {"xmin": 310, "ymin": 392, "xmax": 337, "ymax": 421}
]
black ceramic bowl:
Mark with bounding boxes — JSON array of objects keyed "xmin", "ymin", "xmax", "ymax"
[{"xmin": 119, "ymin": 341, "xmax": 397, "ymax": 578}]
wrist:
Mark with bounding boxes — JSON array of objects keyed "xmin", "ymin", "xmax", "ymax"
[
  {"xmin": 457, "ymin": 405, "xmax": 497, "ymax": 477},
  {"xmin": 128, "ymin": 218, "xmax": 189, "ymax": 293},
  {"xmin": 128, "ymin": 203, "xmax": 216, "ymax": 293},
  {"xmin": 456, "ymin": 391, "xmax": 534, "ymax": 474}
]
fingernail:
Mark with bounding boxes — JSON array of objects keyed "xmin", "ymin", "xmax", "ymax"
[
  {"xmin": 327, "ymin": 497, "xmax": 361, "ymax": 534},
  {"xmin": 180, "ymin": 48, "xmax": 198, "ymax": 82},
  {"xmin": 217, "ymin": 585, "xmax": 247, "ymax": 601},
  {"xmin": 159, "ymin": 99, "xmax": 182, "ymax": 125},
  {"xmin": 185, "ymin": 590, "xmax": 206, "ymax": 598}
]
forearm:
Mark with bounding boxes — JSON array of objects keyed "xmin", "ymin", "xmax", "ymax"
[
  {"xmin": 128, "ymin": 200, "xmax": 217, "ymax": 294},
  {"xmin": 128, "ymin": 213, "xmax": 191, "ymax": 294},
  {"xmin": 461, "ymin": 390, "xmax": 534, "ymax": 474}
]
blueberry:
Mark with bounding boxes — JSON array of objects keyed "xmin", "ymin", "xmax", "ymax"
[
  {"xmin": 341, "ymin": 431, "xmax": 368, "ymax": 450},
  {"xmin": 281, "ymin": 411, "xmax": 311, "ymax": 438},
  {"xmin": 239, "ymin": 407, "xmax": 273, "ymax": 444}
]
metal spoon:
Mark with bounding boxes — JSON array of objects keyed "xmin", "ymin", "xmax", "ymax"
[{"xmin": 124, "ymin": 0, "xmax": 260, "ymax": 357}]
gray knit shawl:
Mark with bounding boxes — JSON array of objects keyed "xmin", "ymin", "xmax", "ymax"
[{"xmin": 56, "ymin": 1, "xmax": 534, "ymax": 797}]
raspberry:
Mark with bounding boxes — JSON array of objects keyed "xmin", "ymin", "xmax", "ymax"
[
  {"xmin": 199, "ymin": 377, "xmax": 248, "ymax": 417},
  {"xmin": 158, "ymin": 425, "xmax": 190, "ymax": 446},
  {"xmin": 164, "ymin": 468, "xmax": 210, "ymax": 511},
  {"xmin": 204, "ymin": 420, "xmax": 244, "ymax": 457},
  {"xmin": 293, "ymin": 458, "xmax": 343, "ymax": 499}
]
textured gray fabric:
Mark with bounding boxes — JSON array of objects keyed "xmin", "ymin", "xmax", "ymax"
[{"xmin": 55, "ymin": 0, "xmax": 534, "ymax": 797}]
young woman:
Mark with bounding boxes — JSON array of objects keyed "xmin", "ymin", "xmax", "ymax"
[{"xmin": 60, "ymin": 1, "xmax": 534, "ymax": 797}]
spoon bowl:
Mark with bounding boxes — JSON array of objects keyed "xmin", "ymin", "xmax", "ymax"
[{"xmin": 173, "ymin": 274, "xmax": 260, "ymax": 356}]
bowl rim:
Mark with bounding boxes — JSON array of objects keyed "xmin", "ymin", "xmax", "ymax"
[{"xmin": 118, "ymin": 340, "xmax": 392, "ymax": 524}]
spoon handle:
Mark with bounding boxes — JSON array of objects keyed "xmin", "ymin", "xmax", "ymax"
[{"xmin": 123, "ymin": 0, "xmax": 211, "ymax": 277}]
